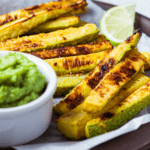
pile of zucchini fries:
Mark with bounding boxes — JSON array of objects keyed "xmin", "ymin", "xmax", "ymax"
[{"xmin": 1, "ymin": 0, "xmax": 150, "ymax": 140}]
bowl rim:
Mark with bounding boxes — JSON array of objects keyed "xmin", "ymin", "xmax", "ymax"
[{"xmin": 0, "ymin": 51, "xmax": 57, "ymax": 115}]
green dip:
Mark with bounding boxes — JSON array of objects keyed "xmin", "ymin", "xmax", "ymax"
[{"xmin": 0, "ymin": 52, "xmax": 47, "ymax": 108}]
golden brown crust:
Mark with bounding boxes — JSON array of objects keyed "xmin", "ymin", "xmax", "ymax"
[{"xmin": 29, "ymin": 40, "xmax": 113, "ymax": 59}]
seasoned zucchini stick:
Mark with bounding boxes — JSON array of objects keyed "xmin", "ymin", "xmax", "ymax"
[
  {"xmin": 141, "ymin": 52, "xmax": 150, "ymax": 70},
  {"xmin": 0, "ymin": 0, "xmax": 87, "ymax": 41},
  {"xmin": 85, "ymin": 80, "xmax": 150, "ymax": 138},
  {"xmin": 54, "ymin": 29, "xmax": 142, "ymax": 115},
  {"xmin": 0, "ymin": 0, "xmax": 87, "ymax": 26},
  {"xmin": 28, "ymin": 16, "xmax": 80, "ymax": 34},
  {"xmin": 55, "ymin": 73, "xmax": 88, "ymax": 95},
  {"xmin": 56, "ymin": 74, "xmax": 149, "ymax": 139},
  {"xmin": 29, "ymin": 40, "xmax": 113, "ymax": 59},
  {"xmin": 83, "ymin": 49, "xmax": 145, "ymax": 113},
  {"xmin": 44, "ymin": 51, "xmax": 110, "ymax": 75},
  {"xmin": 0, "ymin": 24, "xmax": 99, "ymax": 52}
]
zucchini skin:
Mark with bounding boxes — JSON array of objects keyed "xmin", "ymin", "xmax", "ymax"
[
  {"xmin": 0, "ymin": 24, "xmax": 99, "ymax": 51},
  {"xmin": 30, "ymin": 40, "xmax": 113, "ymax": 59},
  {"xmin": 28, "ymin": 16, "xmax": 80, "ymax": 34},
  {"xmin": 44, "ymin": 51, "xmax": 110, "ymax": 75},
  {"xmin": 53, "ymin": 29, "xmax": 142, "ymax": 115},
  {"xmin": 85, "ymin": 79, "xmax": 150, "ymax": 138},
  {"xmin": 83, "ymin": 49, "xmax": 145, "ymax": 113},
  {"xmin": 0, "ymin": 0, "xmax": 87, "ymax": 26},
  {"xmin": 0, "ymin": 0, "xmax": 87, "ymax": 41},
  {"xmin": 56, "ymin": 73, "xmax": 149, "ymax": 139},
  {"xmin": 55, "ymin": 73, "xmax": 87, "ymax": 96}
]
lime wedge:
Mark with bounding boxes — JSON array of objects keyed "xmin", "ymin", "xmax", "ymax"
[{"xmin": 100, "ymin": 4, "xmax": 135, "ymax": 46}]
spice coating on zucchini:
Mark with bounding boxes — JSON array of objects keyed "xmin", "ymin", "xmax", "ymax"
[
  {"xmin": 0, "ymin": 24, "xmax": 99, "ymax": 51},
  {"xmin": 53, "ymin": 30, "xmax": 142, "ymax": 115},
  {"xmin": 0, "ymin": 0, "xmax": 87, "ymax": 26},
  {"xmin": 56, "ymin": 73, "xmax": 149, "ymax": 139},
  {"xmin": 0, "ymin": 0, "xmax": 87, "ymax": 41},
  {"xmin": 29, "ymin": 39, "xmax": 113, "ymax": 59},
  {"xmin": 83, "ymin": 49, "xmax": 145, "ymax": 113},
  {"xmin": 44, "ymin": 51, "xmax": 110, "ymax": 75},
  {"xmin": 85, "ymin": 80, "xmax": 150, "ymax": 138}
]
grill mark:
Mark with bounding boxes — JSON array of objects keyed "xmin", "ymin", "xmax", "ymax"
[
  {"xmin": 101, "ymin": 112, "xmax": 114, "ymax": 120},
  {"xmin": 130, "ymin": 56, "xmax": 138, "ymax": 61},
  {"xmin": 63, "ymin": 37, "xmax": 67, "ymax": 40},
  {"xmin": 0, "ymin": 14, "xmax": 14, "ymax": 25},
  {"xmin": 63, "ymin": 92, "xmax": 84, "ymax": 109},
  {"xmin": 21, "ymin": 13, "xmax": 35, "ymax": 22},
  {"xmin": 25, "ymin": 5, "xmax": 39, "ymax": 11},
  {"xmin": 87, "ymin": 58, "xmax": 115, "ymax": 89},
  {"xmin": 63, "ymin": 57, "xmax": 93, "ymax": 70}
]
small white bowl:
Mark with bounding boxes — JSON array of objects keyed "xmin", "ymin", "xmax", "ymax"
[{"xmin": 0, "ymin": 51, "xmax": 57, "ymax": 147}]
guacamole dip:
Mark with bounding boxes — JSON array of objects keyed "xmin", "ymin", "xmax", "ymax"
[{"xmin": 0, "ymin": 52, "xmax": 47, "ymax": 108}]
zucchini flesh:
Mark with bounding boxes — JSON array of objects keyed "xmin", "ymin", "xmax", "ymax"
[
  {"xmin": 85, "ymin": 79, "xmax": 150, "ymax": 138},
  {"xmin": 28, "ymin": 16, "xmax": 80, "ymax": 34},
  {"xmin": 56, "ymin": 73, "xmax": 149, "ymax": 139},
  {"xmin": 55, "ymin": 73, "xmax": 88, "ymax": 96},
  {"xmin": 45, "ymin": 51, "xmax": 110, "ymax": 75},
  {"xmin": 141, "ymin": 52, "xmax": 150, "ymax": 70},
  {"xmin": 0, "ymin": 0, "xmax": 87, "ymax": 41},
  {"xmin": 30, "ymin": 40, "xmax": 113, "ymax": 59},
  {"xmin": 83, "ymin": 49, "xmax": 145, "ymax": 113},
  {"xmin": 54, "ymin": 29, "xmax": 142, "ymax": 115},
  {"xmin": 0, "ymin": 0, "xmax": 87, "ymax": 26},
  {"xmin": 0, "ymin": 24, "xmax": 99, "ymax": 51}
]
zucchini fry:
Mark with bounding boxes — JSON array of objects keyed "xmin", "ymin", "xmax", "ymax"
[
  {"xmin": 56, "ymin": 73, "xmax": 149, "ymax": 139},
  {"xmin": 55, "ymin": 73, "xmax": 88, "ymax": 96},
  {"xmin": 28, "ymin": 16, "xmax": 80, "ymax": 34},
  {"xmin": 0, "ymin": 0, "xmax": 87, "ymax": 25},
  {"xmin": 45, "ymin": 51, "xmax": 110, "ymax": 75},
  {"xmin": 54, "ymin": 29, "xmax": 142, "ymax": 115},
  {"xmin": 83, "ymin": 49, "xmax": 145, "ymax": 113},
  {"xmin": 0, "ymin": 24, "xmax": 99, "ymax": 52},
  {"xmin": 85, "ymin": 80, "xmax": 150, "ymax": 138},
  {"xmin": 0, "ymin": 0, "xmax": 87, "ymax": 41},
  {"xmin": 29, "ymin": 40, "xmax": 113, "ymax": 59}
]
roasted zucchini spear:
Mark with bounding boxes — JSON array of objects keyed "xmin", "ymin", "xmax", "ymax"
[
  {"xmin": 44, "ymin": 51, "xmax": 110, "ymax": 75},
  {"xmin": 55, "ymin": 73, "xmax": 88, "ymax": 95},
  {"xmin": 0, "ymin": 0, "xmax": 87, "ymax": 41},
  {"xmin": 83, "ymin": 49, "xmax": 145, "ymax": 113},
  {"xmin": 54, "ymin": 29, "xmax": 142, "ymax": 115},
  {"xmin": 0, "ymin": 24, "xmax": 99, "ymax": 51},
  {"xmin": 29, "ymin": 39, "xmax": 113, "ymax": 59},
  {"xmin": 0, "ymin": 0, "xmax": 87, "ymax": 25},
  {"xmin": 28, "ymin": 16, "xmax": 80, "ymax": 34},
  {"xmin": 56, "ymin": 73, "xmax": 149, "ymax": 139},
  {"xmin": 85, "ymin": 80, "xmax": 150, "ymax": 138}
]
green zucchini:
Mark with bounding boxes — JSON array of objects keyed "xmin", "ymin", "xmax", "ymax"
[
  {"xmin": 83, "ymin": 49, "xmax": 145, "ymax": 113},
  {"xmin": 0, "ymin": 0, "xmax": 87, "ymax": 25},
  {"xmin": 56, "ymin": 73, "xmax": 149, "ymax": 139},
  {"xmin": 85, "ymin": 79, "xmax": 150, "ymax": 138},
  {"xmin": 45, "ymin": 51, "xmax": 110, "ymax": 75},
  {"xmin": 29, "ymin": 38, "xmax": 113, "ymax": 59},
  {"xmin": 53, "ymin": 29, "xmax": 142, "ymax": 115},
  {"xmin": 0, "ymin": 0, "xmax": 87, "ymax": 41},
  {"xmin": 28, "ymin": 16, "xmax": 80, "ymax": 34},
  {"xmin": 0, "ymin": 24, "xmax": 99, "ymax": 51},
  {"xmin": 55, "ymin": 73, "xmax": 88, "ymax": 95}
]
